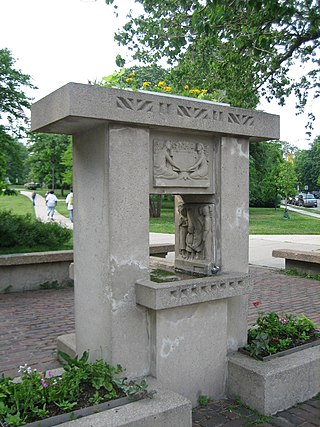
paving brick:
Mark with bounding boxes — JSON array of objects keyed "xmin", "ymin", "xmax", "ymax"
[
  {"xmin": 270, "ymin": 416, "xmax": 296, "ymax": 427},
  {"xmin": 288, "ymin": 408, "xmax": 320, "ymax": 426},
  {"xmin": 298, "ymin": 403, "xmax": 320, "ymax": 418},
  {"xmin": 2, "ymin": 266, "xmax": 320, "ymax": 426}
]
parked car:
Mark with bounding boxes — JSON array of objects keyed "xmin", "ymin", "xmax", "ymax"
[
  {"xmin": 291, "ymin": 195, "xmax": 300, "ymax": 205},
  {"xmin": 297, "ymin": 193, "xmax": 317, "ymax": 207}
]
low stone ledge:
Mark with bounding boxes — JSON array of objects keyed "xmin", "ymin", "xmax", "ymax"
[
  {"xmin": 0, "ymin": 250, "xmax": 73, "ymax": 266},
  {"xmin": 272, "ymin": 249, "xmax": 320, "ymax": 263},
  {"xmin": 136, "ymin": 273, "xmax": 251, "ymax": 310},
  {"xmin": 149, "ymin": 243, "xmax": 175, "ymax": 258},
  {"xmin": 272, "ymin": 249, "xmax": 320, "ymax": 274},
  {"xmin": 227, "ymin": 345, "xmax": 320, "ymax": 415},
  {"xmin": 60, "ymin": 380, "xmax": 192, "ymax": 427}
]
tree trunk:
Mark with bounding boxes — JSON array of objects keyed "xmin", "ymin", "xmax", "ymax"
[{"xmin": 149, "ymin": 195, "xmax": 162, "ymax": 217}]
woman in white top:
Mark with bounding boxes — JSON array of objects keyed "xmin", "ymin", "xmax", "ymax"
[{"xmin": 45, "ymin": 190, "xmax": 58, "ymax": 220}]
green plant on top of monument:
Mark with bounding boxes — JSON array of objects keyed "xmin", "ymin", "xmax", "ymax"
[
  {"xmin": 0, "ymin": 351, "xmax": 155, "ymax": 427},
  {"xmin": 245, "ymin": 303, "xmax": 320, "ymax": 360},
  {"xmin": 99, "ymin": 67, "xmax": 227, "ymax": 104}
]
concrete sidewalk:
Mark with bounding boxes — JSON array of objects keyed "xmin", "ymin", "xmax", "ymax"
[{"xmin": 21, "ymin": 191, "xmax": 73, "ymax": 229}]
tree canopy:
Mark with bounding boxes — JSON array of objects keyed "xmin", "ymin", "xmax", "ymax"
[
  {"xmin": 27, "ymin": 133, "xmax": 71, "ymax": 191},
  {"xmin": 106, "ymin": 0, "xmax": 320, "ymax": 113},
  {"xmin": 0, "ymin": 48, "xmax": 35, "ymax": 133},
  {"xmin": 0, "ymin": 48, "xmax": 35, "ymax": 192}
]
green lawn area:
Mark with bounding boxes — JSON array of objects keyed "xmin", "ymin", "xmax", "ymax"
[
  {"xmin": 0, "ymin": 193, "xmax": 35, "ymax": 216},
  {"xmin": 249, "ymin": 207, "xmax": 320, "ymax": 234},
  {"xmin": 149, "ymin": 203, "xmax": 320, "ymax": 235},
  {"xmin": 2, "ymin": 194, "xmax": 320, "ymax": 237}
]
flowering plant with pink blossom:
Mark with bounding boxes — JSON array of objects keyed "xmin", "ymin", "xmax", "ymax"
[{"xmin": 245, "ymin": 303, "xmax": 320, "ymax": 359}]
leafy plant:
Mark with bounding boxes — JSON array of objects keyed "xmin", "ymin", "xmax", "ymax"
[
  {"xmin": 197, "ymin": 394, "xmax": 210, "ymax": 406},
  {"xmin": 0, "ymin": 210, "xmax": 72, "ymax": 250},
  {"xmin": 0, "ymin": 352, "xmax": 155, "ymax": 426},
  {"xmin": 245, "ymin": 306, "xmax": 320, "ymax": 359}
]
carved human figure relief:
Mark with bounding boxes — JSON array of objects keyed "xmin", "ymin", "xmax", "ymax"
[
  {"xmin": 178, "ymin": 203, "xmax": 214, "ymax": 261},
  {"xmin": 187, "ymin": 143, "xmax": 209, "ymax": 179},
  {"xmin": 153, "ymin": 141, "xmax": 181, "ymax": 179},
  {"xmin": 178, "ymin": 205, "xmax": 188, "ymax": 258},
  {"xmin": 153, "ymin": 140, "xmax": 211, "ymax": 188}
]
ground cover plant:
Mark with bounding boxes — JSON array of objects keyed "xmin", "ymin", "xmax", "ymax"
[
  {"xmin": 245, "ymin": 303, "xmax": 320, "ymax": 360},
  {"xmin": 0, "ymin": 210, "xmax": 72, "ymax": 254},
  {"xmin": 0, "ymin": 352, "xmax": 154, "ymax": 427}
]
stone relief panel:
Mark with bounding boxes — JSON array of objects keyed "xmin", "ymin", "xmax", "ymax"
[
  {"xmin": 153, "ymin": 138, "xmax": 212, "ymax": 188},
  {"xmin": 177, "ymin": 202, "xmax": 215, "ymax": 263}
]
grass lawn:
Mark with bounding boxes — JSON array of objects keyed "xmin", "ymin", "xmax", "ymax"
[
  {"xmin": 249, "ymin": 207, "xmax": 320, "ymax": 234},
  {"xmin": 0, "ymin": 193, "xmax": 35, "ymax": 216},
  {"xmin": 149, "ymin": 202, "xmax": 320, "ymax": 235},
  {"xmin": 2, "ymin": 194, "xmax": 320, "ymax": 236}
]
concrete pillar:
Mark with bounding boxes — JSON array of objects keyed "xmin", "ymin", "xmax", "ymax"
[{"xmin": 73, "ymin": 124, "xmax": 150, "ymax": 376}]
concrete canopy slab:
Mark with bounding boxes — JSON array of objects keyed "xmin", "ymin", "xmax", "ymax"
[{"xmin": 31, "ymin": 83, "xmax": 280, "ymax": 142}]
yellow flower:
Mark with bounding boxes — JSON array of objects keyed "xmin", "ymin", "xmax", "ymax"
[
  {"xmin": 201, "ymin": 89, "xmax": 208, "ymax": 94},
  {"xmin": 125, "ymin": 78, "xmax": 133, "ymax": 83},
  {"xmin": 158, "ymin": 81, "xmax": 165, "ymax": 87},
  {"xmin": 163, "ymin": 86, "xmax": 172, "ymax": 92},
  {"xmin": 189, "ymin": 88, "xmax": 201, "ymax": 95},
  {"xmin": 143, "ymin": 81, "xmax": 150, "ymax": 87},
  {"xmin": 184, "ymin": 85, "xmax": 189, "ymax": 90},
  {"xmin": 129, "ymin": 72, "xmax": 135, "ymax": 77}
]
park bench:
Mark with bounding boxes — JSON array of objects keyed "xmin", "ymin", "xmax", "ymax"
[{"xmin": 272, "ymin": 249, "xmax": 320, "ymax": 275}]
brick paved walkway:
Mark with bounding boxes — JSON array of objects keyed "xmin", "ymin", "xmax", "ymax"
[{"xmin": 1, "ymin": 266, "xmax": 320, "ymax": 425}]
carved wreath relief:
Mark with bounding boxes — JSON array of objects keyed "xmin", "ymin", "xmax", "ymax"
[
  {"xmin": 177, "ymin": 203, "xmax": 214, "ymax": 262},
  {"xmin": 153, "ymin": 140, "xmax": 211, "ymax": 188}
]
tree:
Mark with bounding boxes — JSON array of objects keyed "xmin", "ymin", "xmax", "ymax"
[
  {"xmin": 106, "ymin": 0, "xmax": 320, "ymax": 114},
  {"xmin": 249, "ymin": 141, "xmax": 284, "ymax": 207},
  {"xmin": 0, "ymin": 48, "xmax": 35, "ymax": 133},
  {"xmin": 0, "ymin": 126, "xmax": 28, "ymax": 184},
  {"xmin": 0, "ymin": 48, "xmax": 34, "ymax": 193},
  {"xmin": 294, "ymin": 136, "xmax": 320, "ymax": 191},
  {"xmin": 61, "ymin": 143, "xmax": 73, "ymax": 188},
  {"xmin": 27, "ymin": 133, "xmax": 71, "ymax": 193},
  {"xmin": 276, "ymin": 160, "xmax": 298, "ymax": 209}
]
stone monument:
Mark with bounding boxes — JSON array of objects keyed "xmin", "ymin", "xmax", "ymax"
[{"xmin": 31, "ymin": 84, "xmax": 279, "ymax": 408}]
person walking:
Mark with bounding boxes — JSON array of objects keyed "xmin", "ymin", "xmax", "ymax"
[
  {"xmin": 45, "ymin": 190, "xmax": 58, "ymax": 220},
  {"xmin": 65, "ymin": 189, "xmax": 74, "ymax": 223},
  {"xmin": 31, "ymin": 191, "xmax": 36, "ymax": 206}
]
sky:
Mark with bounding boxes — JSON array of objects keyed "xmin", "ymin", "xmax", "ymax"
[{"xmin": 1, "ymin": 0, "xmax": 320, "ymax": 150}]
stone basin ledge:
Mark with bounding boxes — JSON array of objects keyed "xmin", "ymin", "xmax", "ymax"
[{"xmin": 136, "ymin": 273, "xmax": 251, "ymax": 310}]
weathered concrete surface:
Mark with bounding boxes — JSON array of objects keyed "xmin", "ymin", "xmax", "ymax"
[
  {"xmin": 31, "ymin": 83, "xmax": 279, "ymax": 141},
  {"xmin": 31, "ymin": 84, "xmax": 280, "ymax": 408},
  {"xmin": 227, "ymin": 346, "xmax": 320, "ymax": 415},
  {"xmin": 60, "ymin": 379, "xmax": 192, "ymax": 427},
  {"xmin": 0, "ymin": 251, "xmax": 73, "ymax": 293}
]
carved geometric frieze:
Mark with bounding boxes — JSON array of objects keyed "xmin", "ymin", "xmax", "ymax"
[
  {"xmin": 116, "ymin": 96, "xmax": 153, "ymax": 112},
  {"xmin": 228, "ymin": 113, "xmax": 254, "ymax": 126},
  {"xmin": 153, "ymin": 138, "xmax": 212, "ymax": 188}
]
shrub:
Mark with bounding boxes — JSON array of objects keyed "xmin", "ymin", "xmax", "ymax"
[{"xmin": 0, "ymin": 210, "xmax": 72, "ymax": 250}]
